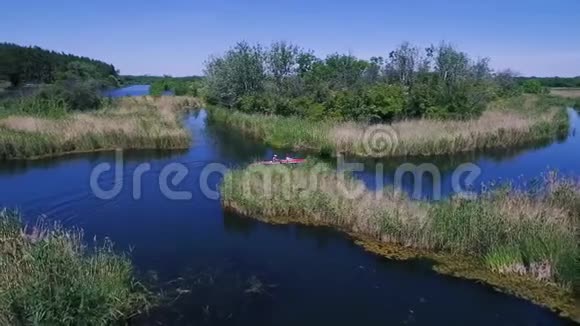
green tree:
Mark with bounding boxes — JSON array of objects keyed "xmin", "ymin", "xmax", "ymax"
[
  {"xmin": 385, "ymin": 42, "xmax": 421, "ymax": 87},
  {"xmin": 522, "ymin": 79, "xmax": 547, "ymax": 94},
  {"xmin": 204, "ymin": 42, "xmax": 265, "ymax": 107},
  {"xmin": 267, "ymin": 41, "xmax": 300, "ymax": 95}
]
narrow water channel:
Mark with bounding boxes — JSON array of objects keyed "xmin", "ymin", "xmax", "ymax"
[{"xmin": 0, "ymin": 108, "xmax": 578, "ymax": 325}]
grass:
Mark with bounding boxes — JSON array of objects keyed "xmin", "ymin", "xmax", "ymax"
[
  {"xmin": 549, "ymin": 88, "xmax": 580, "ymax": 109},
  {"xmin": 0, "ymin": 209, "xmax": 148, "ymax": 325},
  {"xmin": 221, "ymin": 162, "xmax": 579, "ymax": 288},
  {"xmin": 0, "ymin": 96, "xmax": 202, "ymax": 160},
  {"xmin": 207, "ymin": 95, "xmax": 569, "ymax": 157},
  {"xmin": 550, "ymin": 87, "xmax": 580, "ymax": 99}
]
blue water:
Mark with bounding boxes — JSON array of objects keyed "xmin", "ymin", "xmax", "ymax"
[
  {"xmin": 104, "ymin": 84, "xmax": 175, "ymax": 98},
  {"xmin": 349, "ymin": 108, "xmax": 580, "ymax": 200},
  {"xmin": 104, "ymin": 84, "xmax": 151, "ymax": 97},
  {"xmin": 0, "ymin": 110, "xmax": 577, "ymax": 324}
]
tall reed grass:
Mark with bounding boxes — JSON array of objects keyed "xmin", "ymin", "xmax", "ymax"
[
  {"xmin": 221, "ymin": 162, "xmax": 579, "ymax": 287},
  {"xmin": 0, "ymin": 210, "xmax": 148, "ymax": 325},
  {"xmin": 208, "ymin": 95, "xmax": 568, "ymax": 157},
  {"xmin": 0, "ymin": 96, "xmax": 202, "ymax": 160},
  {"xmin": 550, "ymin": 88, "xmax": 580, "ymax": 99}
]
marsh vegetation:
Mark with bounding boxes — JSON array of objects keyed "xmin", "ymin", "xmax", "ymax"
[
  {"xmin": 0, "ymin": 96, "xmax": 201, "ymax": 160},
  {"xmin": 2, "ymin": 40, "xmax": 580, "ymax": 323},
  {"xmin": 203, "ymin": 41, "xmax": 574, "ymax": 157},
  {"xmin": 0, "ymin": 210, "xmax": 148, "ymax": 325},
  {"xmin": 221, "ymin": 162, "xmax": 580, "ymax": 311},
  {"xmin": 208, "ymin": 95, "xmax": 567, "ymax": 157}
]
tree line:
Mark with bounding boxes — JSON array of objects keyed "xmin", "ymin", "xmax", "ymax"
[
  {"xmin": 0, "ymin": 43, "xmax": 119, "ymax": 87},
  {"xmin": 121, "ymin": 75, "xmax": 202, "ymax": 86},
  {"xmin": 0, "ymin": 43, "xmax": 122, "ymax": 113},
  {"xmin": 203, "ymin": 41, "xmax": 531, "ymax": 121},
  {"xmin": 516, "ymin": 76, "xmax": 580, "ymax": 89}
]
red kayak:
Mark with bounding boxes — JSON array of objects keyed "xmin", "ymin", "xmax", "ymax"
[{"xmin": 258, "ymin": 158, "xmax": 306, "ymax": 165}]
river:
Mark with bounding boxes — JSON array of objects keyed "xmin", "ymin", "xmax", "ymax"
[{"xmin": 0, "ymin": 87, "xmax": 578, "ymax": 325}]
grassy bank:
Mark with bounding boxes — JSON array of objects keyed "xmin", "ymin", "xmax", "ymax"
[
  {"xmin": 221, "ymin": 162, "xmax": 580, "ymax": 317},
  {"xmin": 549, "ymin": 88, "xmax": 580, "ymax": 109},
  {"xmin": 208, "ymin": 95, "xmax": 568, "ymax": 157},
  {"xmin": 0, "ymin": 96, "xmax": 202, "ymax": 160},
  {"xmin": 0, "ymin": 210, "xmax": 148, "ymax": 325},
  {"xmin": 550, "ymin": 87, "xmax": 580, "ymax": 99}
]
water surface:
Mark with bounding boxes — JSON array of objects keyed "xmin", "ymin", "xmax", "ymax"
[
  {"xmin": 104, "ymin": 84, "xmax": 151, "ymax": 97},
  {"xmin": 0, "ymin": 110, "xmax": 578, "ymax": 325},
  {"xmin": 350, "ymin": 108, "xmax": 580, "ymax": 199}
]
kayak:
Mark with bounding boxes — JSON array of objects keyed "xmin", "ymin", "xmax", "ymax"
[{"xmin": 258, "ymin": 158, "xmax": 306, "ymax": 165}]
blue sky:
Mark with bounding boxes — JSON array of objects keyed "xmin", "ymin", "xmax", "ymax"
[{"xmin": 1, "ymin": 0, "xmax": 578, "ymax": 76}]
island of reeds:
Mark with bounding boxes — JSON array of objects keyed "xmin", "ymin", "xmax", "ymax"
[
  {"xmin": 221, "ymin": 161, "xmax": 580, "ymax": 318},
  {"xmin": 0, "ymin": 43, "xmax": 202, "ymax": 160},
  {"xmin": 203, "ymin": 41, "xmax": 572, "ymax": 157},
  {"xmin": 0, "ymin": 210, "xmax": 148, "ymax": 324}
]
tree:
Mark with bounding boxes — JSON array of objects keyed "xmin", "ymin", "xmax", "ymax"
[
  {"xmin": 267, "ymin": 41, "xmax": 300, "ymax": 94},
  {"xmin": 0, "ymin": 43, "xmax": 118, "ymax": 86},
  {"xmin": 364, "ymin": 56, "xmax": 384, "ymax": 84},
  {"xmin": 202, "ymin": 40, "xmax": 505, "ymax": 121},
  {"xmin": 204, "ymin": 42, "xmax": 265, "ymax": 107},
  {"xmin": 494, "ymin": 69, "xmax": 521, "ymax": 97},
  {"xmin": 385, "ymin": 42, "xmax": 421, "ymax": 87},
  {"xmin": 522, "ymin": 79, "xmax": 547, "ymax": 94},
  {"xmin": 318, "ymin": 53, "xmax": 368, "ymax": 90}
]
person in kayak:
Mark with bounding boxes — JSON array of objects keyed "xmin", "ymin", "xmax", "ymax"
[{"xmin": 272, "ymin": 154, "xmax": 279, "ymax": 162}]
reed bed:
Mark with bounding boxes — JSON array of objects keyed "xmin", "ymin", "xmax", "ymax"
[
  {"xmin": 0, "ymin": 96, "xmax": 202, "ymax": 160},
  {"xmin": 221, "ymin": 162, "xmax": 579, "ymax": 288},
  {"xmin": 0, "ymin": 210, "xmax": 148, "ymax": 325},
  {"xmin": 550, "ymin": 88, "xmax": 580, "ymax": 99},
  {"xmin": 208, "ymin": 95, "xmax": 568, "ymax": 157}
]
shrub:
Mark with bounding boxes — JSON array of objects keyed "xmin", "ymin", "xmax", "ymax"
[
  {"xmin": 522, "ymin": 80, "xmax": 548, "ymax": 94},
  {"xmin": 0, "ymin": 210, "xmax": 148, "ymax": 325},
  {"xmin": 222, "ymin": 163, "xmax": 580, "ymax": 287},
  {"xmin": 38, "ymin": 79, "xmax": 103, "ymax": 111},
  {"xmin": 0, "ymin": 95, "xmax": 68, "ymax": 118},
  {"xmin": 362, "ymin": 84, "xmax": 406, "ymax": 121},
  {"xmin": 202, "ymin": 41, "xmax": 501, "ymax": 122}
]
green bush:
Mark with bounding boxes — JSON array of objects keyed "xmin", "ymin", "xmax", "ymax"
[
  {"xmin": 39, "ymin": 79, "xmax": 103, "ymax": 111},
  {"xmin": 150, "ymin": 78, "xmax": 201, "ymax": 97},
  {"xmin": 0, "ymin": 210, "xmax": 148, "ymax": 325},
  {"xmin": 0, "ymin": 95, "xmax": 68, "ymax": 118},
  {"xmin": 362, "ymin": 84, "xmax": 406, "ymax": 121},
  {"xmin": 203, "ymin": 41, "xmax": 509, "ymax": 121},
  {"xmin": 237, "ymin": 94, "xmax": 273, "ymax": 114},
  {"xmin": 522, "ymin": 80, "xmax": 548, "ymax": 94}
]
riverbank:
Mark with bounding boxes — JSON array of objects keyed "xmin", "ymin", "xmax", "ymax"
[
  {"xmin": 207, "ymin": 95, "xmax": 568, "ymax": 157},
  {"xmin": 0, "ymin": 210, "xmax": 148, "ymax": 324},
  {"xmin": 0, "ymin": 96, "xmax": 202, "ymax": 160},
  {"xmin": 221, "ymin": 162, "xmax": 580, "ymax": 319}
]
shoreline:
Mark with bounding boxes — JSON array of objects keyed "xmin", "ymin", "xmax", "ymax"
[
  {"xmin": 223, "ymin": 206, "xmax": 580, "ymax": 322},
  {"xmin": 1, "ymin": 144, "xmax": 191, "ymax": 161},
  {"xmin": 0, "ymin": 96, "xmax": 201, "ymax": 161},
  {"xmin": 206, "ymin": 96, "xmax": 569, "ymax": 158},
  {"xmin": 221, "ymin": 160, "xmax": 580, "ymax": 322}
]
